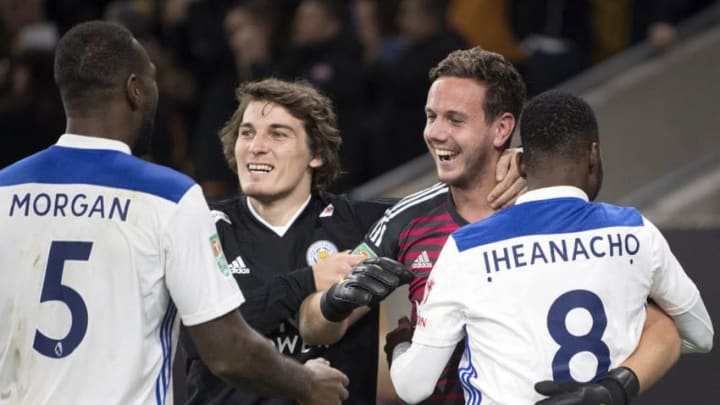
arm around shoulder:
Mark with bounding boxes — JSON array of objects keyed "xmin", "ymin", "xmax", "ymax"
[{"xmin": 620, "ymin": 303, "xmax": 680, "ymax": 394}]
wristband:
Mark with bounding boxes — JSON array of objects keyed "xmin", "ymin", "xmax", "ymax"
[
  {"xmin": 599, "ymin": 367, "xmax": 640, "ymax": 405},
  {"xmin": 319, "ymin": 285, "xmax": 353, "ymax": 322}
]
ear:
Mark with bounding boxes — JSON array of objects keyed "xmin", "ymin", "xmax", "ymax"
[
  {"xmin": 125, "ymin": 73, "xmax": 141, "ymax": 111},
  {"xmin": 589, "ymin": 142, "xmax": 600, "ymax": 174},
  {"xmin": 493, "ymin": 112, "xmax": 516, "ymax": 148},
  {"xmin": 309, "ymin": 155, "xmax": 324, "ymax": 169}
]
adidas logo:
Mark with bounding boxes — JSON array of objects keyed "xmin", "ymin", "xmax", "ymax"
[
  {"xmin": 410, "ymin": 251, "xmax": 433, "ymax": 269},
  {"xmin": 229, "ymin": 256, "xmax": 250, "ymax": 274}
]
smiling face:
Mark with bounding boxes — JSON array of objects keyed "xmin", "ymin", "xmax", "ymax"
[
  {"xmin": 424, "ymin": 77, "xmax": 509, "ymax": 189},
  {"xmin": 235, "ymin": 101, "xmax": 323, "ymax": 204}
]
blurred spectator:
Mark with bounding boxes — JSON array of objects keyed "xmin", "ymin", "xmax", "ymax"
[
  {"xmin": 353, "ymin": 0, "xmax": 403, "ymax": 64},
  {"xmin": 448, "ymin": 0, "xmax": 526, "ymax": 65},
  {"xmin": 0, "ymin": 0, "xmax": 64, "ymax": 168},
  {"xmin": 105, "ymin": 0, "xmax": 197, "ymax": 175},
  {"xmin": 631, "ymin": 0, "xmax": 717, "ymax": 47},
  {"xmin": 280, "ymin": 0, "xmax": 368, "ymax": 191},
  {"xmin": 192, "ymin": 0, "xmax": 283, "ymax": 199},
  {"xmin": 365, "ymin": 0, "xmax": 466, "ymax": 175},
  {"xmin": 509, "ymin": 0, "xmax": 593, "ymax": 96},
  {"xmin": 159, "ymin": 0, "xmax": 232, "ymax": 93},
  {"xmin": 45, "ymin": 0, "xmax": 109, "ymax": 33},
  {"xmin": 589, "ymin": 0, "xmax": 632, "ymax": 63}
]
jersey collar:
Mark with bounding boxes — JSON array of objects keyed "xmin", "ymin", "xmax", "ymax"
[
  {"xmin": 246, "ymin": 194, "xmax": 312, "ymax": 237},
  {"xmin": 516, "ymin": 186, "xmax": 589, "ymax": 205},
  {"xmin": 56, "ymin": 134, "xmax": 132, "ymax": 154}
]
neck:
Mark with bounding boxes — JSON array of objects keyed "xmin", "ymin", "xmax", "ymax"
[
  {"xmin": 526, "ymin": 165, "xmax": 588, "ymax": 193},
  {"xmin": 450, "ymin": 179, "xmax": 497, "ymax": 224},
  {"xmin": 247, "ymin": 192, "xmax": 311, "ymax": 227},
  {"xmin": 65, "ymin": 108, "xmax": 136, "ymax": 146}
]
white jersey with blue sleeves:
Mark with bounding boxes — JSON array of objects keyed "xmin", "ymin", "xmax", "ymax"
[
  {"xmin": 413, "ymin": 186, "xmax": 700, "ymax": 405},
  {"xmin": 0, "ymin": 135, "xmax": 244, "ymax": 405}
]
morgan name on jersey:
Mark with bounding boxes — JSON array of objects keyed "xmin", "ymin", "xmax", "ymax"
[{"xmin": 9, "ymin": 191, "xmax": 132, "ymax": 221}]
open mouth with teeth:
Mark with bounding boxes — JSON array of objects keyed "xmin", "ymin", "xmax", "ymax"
[
  {"xmin": 435, "ymin": 149, "xmax": 459, "ymax": 161},
  {"xmin": 248, "ymin": 163, "xmax": 273, "ymax": 173}
]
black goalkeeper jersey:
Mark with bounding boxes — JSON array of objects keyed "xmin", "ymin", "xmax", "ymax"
[
  {"xmin": 184, "ymin": 192, "xmax": 392, "ymax": 405},
  {"xmin": 358, "ymin": 183, "xmax": 469, "ymax": 404}
]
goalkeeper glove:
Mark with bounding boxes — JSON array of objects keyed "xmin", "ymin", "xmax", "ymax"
[
  {"xmin": 535, "ymin": 367, "xmax": 640, "ymax": 405},
  {"xmin": 320, "ymin": 257, "xmax": 414, "ymax": 322}
]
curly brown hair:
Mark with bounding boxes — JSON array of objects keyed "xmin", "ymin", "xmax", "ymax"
[{"xmin": 219, "ymin": 78, "xmax": 342, "ymax": 192}]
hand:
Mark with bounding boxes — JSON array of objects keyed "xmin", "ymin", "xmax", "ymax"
[
  {"xmin": 384, "ymin": 316, "xmax": 414, "ymax": 366},
  {"xmin": 489, "ymin": 147, "xmax": 527, "ymax": 209},
  {"xmin": 535, "ymin": 367, "xmax": 639, "ymax": 405},
  {"xmin": 299, "ymin": 357, "xmax": 349, "ymax": 405},
  {"xmin": 535, "ymin": 381, "xmax": 612, "ymax": 405},
  {"xmin": 320, "ymin": 257, "xmax": 414, "ymax": 322},
  {"xmin": 311, "ymin": 251, "xmax": 365, "ymax": 291}
]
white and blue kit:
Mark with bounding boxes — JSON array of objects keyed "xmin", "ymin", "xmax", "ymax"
[
  {"xmin": 0, "ymin": 135, "xmax": 244, "ymax": 405},
  {"xmin": 391, "ymin": 186, "xmax": 712, "ymax": 404}
]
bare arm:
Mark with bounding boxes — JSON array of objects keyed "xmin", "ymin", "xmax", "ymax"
[
  {"xmin": 621, "ymin": 303, "xmax": 681, "ymax": 394},
  {"xmin": 298, "ymin": 257, "xmax": 414, "ymax": 345},
  {"xmin": 298, "ymin": 291, "xmax": 369, "ymax": 345},
  {"xmin": 187, "ymin": 309, "xmax": 348, "ymax": 404}
]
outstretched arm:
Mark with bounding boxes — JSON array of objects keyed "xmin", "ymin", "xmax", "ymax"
[
  {"xmin": 299, "ymin": 292, "xmax": 369, "ymax": 345},
  {"xmin": 187, "ymin": 309, "xmax": 348, "ymax": 404},
  {"xmin": 240, "ymin": 252, "xmax": 364, "ymax": 335},
  {"xmin": 299, "ymin": 257, "xmax": 414, "ymax": 345}
]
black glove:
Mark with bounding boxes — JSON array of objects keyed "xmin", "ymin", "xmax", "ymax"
[
  {"xmin": 535, "ymin": 367, "xmax": 640, "ymax": 405},
  {"xmin": 384, "ymin": 316, "xmax": 414, "ymax": 366},
  {"xmin": 320, "ymin": 257, "xmax": 414, "ymax": 322}
]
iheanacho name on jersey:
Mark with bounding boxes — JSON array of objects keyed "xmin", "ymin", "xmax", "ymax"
[
  {"xmin": 9, "ymin": 192, "xmax": 131, "ymax": 221},
  {"xmin": 481, "ymin": 232, "xmax": 640, "ymax": 275}
]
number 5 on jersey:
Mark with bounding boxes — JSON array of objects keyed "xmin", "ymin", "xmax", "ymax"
[{"xmin": 34, "ymin": 241, "xmax": 93, "ymax": 358}]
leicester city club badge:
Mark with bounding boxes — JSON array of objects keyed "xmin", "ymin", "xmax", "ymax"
[{"xmin": 306, "ymin": 240, "xmax": 339, "ymax": 265}]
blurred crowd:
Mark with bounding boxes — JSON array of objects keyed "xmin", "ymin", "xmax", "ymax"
[{"xmin": 0, "ymin": 0, "xmax": 715, "ymax": 197}]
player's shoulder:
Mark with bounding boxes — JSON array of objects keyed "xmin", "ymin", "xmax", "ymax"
[
  {"xmin": 208, "ymin": 195, "xmax": 246, "ymax": 227},
  {"xmin": 0, "ymin": 146, "xmax": 197, "ymax": 203},
  {"xmin": 116, "ymin": 156, "xmax": 197, "ymax": 203},
  {"xmin": 591, "ymin": 201, "xmax": 644, "ymax": 226},
  {"xmin": 452, "ymin": 198, "xmax": 646, "ymax": 252},
  {"xmin": 318, "ymin": 191, "xmax": 396, "ymax": 220},
  {"xmin": 380, "ymin": 182, "xmax": 450, "ymax": 222}
]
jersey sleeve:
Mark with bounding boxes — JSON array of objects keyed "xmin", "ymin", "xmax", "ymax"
[
  {"xmin": 645, "ymin": 218, "xmax": 700, "ymax": 316},
  {"xmin": 354, "ymin": 205, "xmax": 402, "ymax": 259},
  {"xmin": 238, "ymin": 267, "xmax": 316, "ymax": 334},
  {"xmin": 412, "ymin": 235, "xmax": 467, "ymax": 347},
  {"xmin": 164, "ymin": 185, "xmax": 244, "ymax": 326},
  {"xmin": 349, "ymin": 197, "xmax": 396, "ymax": 233}
]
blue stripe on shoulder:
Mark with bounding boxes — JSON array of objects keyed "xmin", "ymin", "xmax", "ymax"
[
  {"xmin": 453, "ymin": 198, "xmax": 644, "ymax": 252},
  {"xmin": 0, "ymin": 146, "xmax": 195, "ymax": 203}
]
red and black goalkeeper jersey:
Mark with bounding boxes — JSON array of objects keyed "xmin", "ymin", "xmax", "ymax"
[
  {"xmin": 360, "ymin": 182, "xmax": 469, "ymax": 404},
  {"xmin": 183, "ymin": 192, "xmax": 392, "ymax": 405}
]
